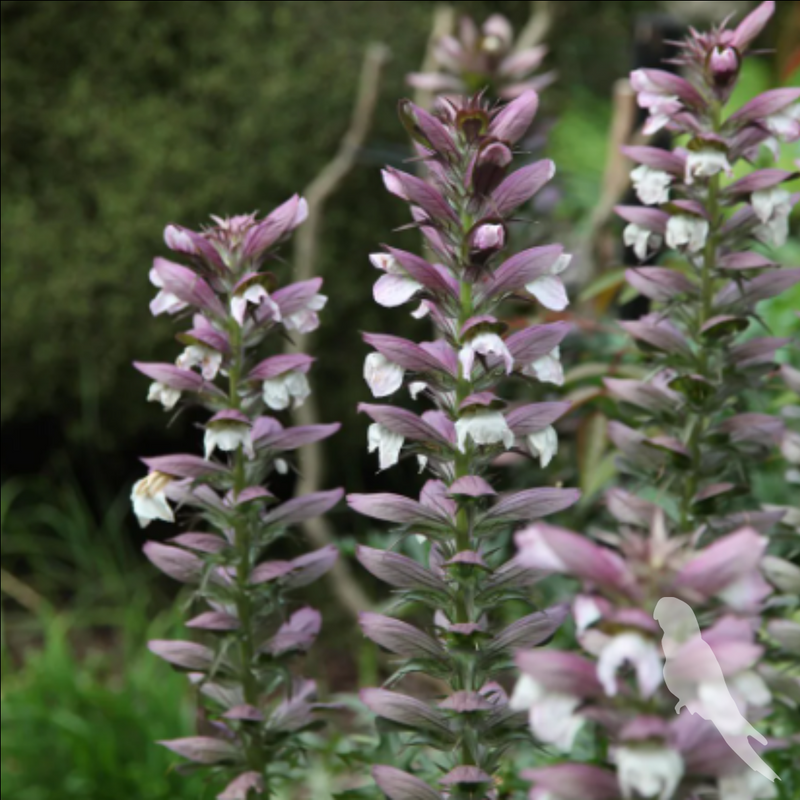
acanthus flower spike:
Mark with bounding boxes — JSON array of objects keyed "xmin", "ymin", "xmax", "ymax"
[
  {"xmin": 515, "ymin": 6, "xmax": 796, "ymax": 799},
  {"xmin": 134, "ymin": 205, "xmax": 342, "ymax": 798},
  {"xmin": 350, "ymin": 90, "xmax": 579, "ymax": 798},
  {"xmin": 407, "ymin": 13, "xmax": 554, "ymax": 101}
]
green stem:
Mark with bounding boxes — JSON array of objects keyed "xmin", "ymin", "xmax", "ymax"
[
  {"xmin": 227, "ymin": 317, "xmax": 266, "ymax": 780},
  {"xmin": 679, "ymin": 117, "xmax": 723, "ymax": 530},
  {"xmin": 455, "ymin": 280, "xmax": 475, "ymax": 558}
]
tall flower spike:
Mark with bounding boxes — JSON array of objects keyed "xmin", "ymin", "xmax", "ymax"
[
  {"xmin": 134, "ymin": 203, "xmax": 342, "ymax": 799},
  {"xmin": 350, "ymin": 92, "xmax": 579, "ymax": 797},
  {"xmin": 407, "ymin": 13, "xmax": 554, "ymax": 100},
  {"xmin": 617, "ymin": 0, "xmax": 798, "ymax": 538},
  {"xmin": 516, "ymin": 6, "xmax": 796, "ymax": 800}
]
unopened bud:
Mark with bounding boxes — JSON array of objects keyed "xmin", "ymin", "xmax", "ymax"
[
  {"xmin": 473, "ymin": 224, "xmax": 506, "ymax": 252},
  {"xmin": 708, "ymin": 46, "xmax": 740, "ymax": 93}
]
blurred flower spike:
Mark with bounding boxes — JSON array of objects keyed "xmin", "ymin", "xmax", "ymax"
[{"xmin": 408, "ymin": 13, "xmax": 555, "ymax": 100}]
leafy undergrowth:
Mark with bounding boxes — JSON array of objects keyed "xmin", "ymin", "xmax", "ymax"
[{"xmin": 1, "ymin": 612, "xmax": 215, "ymax": 800}]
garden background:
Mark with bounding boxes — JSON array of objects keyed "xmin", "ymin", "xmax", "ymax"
[{"xmin": 1, "ymin": 2, "xmax": 798, "ymax": 798}]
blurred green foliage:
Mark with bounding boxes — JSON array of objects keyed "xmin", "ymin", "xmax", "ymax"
[{"xmin": 1, "ymin": 611, "xmax": 213, "ymax": 800}]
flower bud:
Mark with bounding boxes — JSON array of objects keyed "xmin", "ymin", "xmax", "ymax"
[
  {"xmin": 708, "ymin": 46, "xmax": 740, "ymax": 97},
  {"xmin": 472, "ymin": 223, "xmax": 506, "ymax": 253},
  {"xmin": 469, "ymin": 141, "xmax": 513, "ymax": 196}
]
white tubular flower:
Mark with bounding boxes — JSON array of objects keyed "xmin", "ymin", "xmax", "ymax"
[
  {"xmin": 752, "ymin": 187, "xmax": 792, "ymax": 224},
  {"xmin": 412, "ymin": 301, "xmax": 432, "ymax": 320},
  {"xmin": 148, "ymin": 382, "xmax": 182, "ymax": 411},
  {"xmin": 526, "ymin": 254, "xmax": 572, "ymax": 311},
  {"xmin": 719, "ymin": 771, "xmax": 779, "ymax": 800},
  {"xmin": 409, "ymin": 382, "xmax": 428, "ymax": 400},
  {"xmin": 763, "ymin": 102, "xmax": 800, "ymax": 143},
  {"xmin": 510, "ymin": 676, "xmax": 585, "ymax": 753},
  {"xmin": 177, "ymin": 345, "xmax": 223, "ymax": 381},
  {"xmin": 231, "ymin": 284, "xmax": 281, "ymax": 326},
  {"xmin": 275, "ymin": 459, "xmax": 290, "ymax": 476},
  {"xmin": 417, "ymin": 455, "xmax": 429, "ymax": 474},
  {"xmin": 262, "ymin": 371, "xmax": 311, "ymax": 411},
  {"xmin": 132, "ymin": 472, "xmax": 175, "ymax": 528},
  {"xmin": 460, "ymin": 333, "xmax": 514, "ymax": 376},
  {"xmin": 616, "ymin": 747, "xmax": 685, "ymax": 800},
  {"xmin": 204, "ymin": 420, "xmax": 255, "ymax": 461},
  {"xmin": 753, "ymin": 188, "xmax": 793, "ymax": 249},
  {"xmin": 631, "ymin": 165, "xmax": 673, "ymax": 206},
  {"xmin": 149, "ymin": 268, "xmax": 188, "ymax": 316},
  {"xmin": 455, "ymin": 410, "xmax": 515, "ymax": 453},
  {"xmin": 364, "ymin": 353, "xmax": 405, "ymax": 398},
  {"xmin": 666, "ymin": 215, "xmax": 709, "ymax": 253},
  {"xmin": 368, "ymin": 424, "xmax": 405, "ymax": 471},
  {"xmin": 283, "ymin": 293, "xmax": 328, "ymax": 334},
  {"xmin": 370, "ymin": 253, "xmax": 423, "ymax": 308},
  {"xmin": 573, "ymin": 595, "xmax": 604, "ymax": 635},
  {"xmin": 524, "ymin": 347, "xmax": 565, "ymax": 387},
  {"xmin": 624, "ymin": 223, "xmax": 663, "ymax": 261},
  {"xmin": 685, "ymin": 149, "xmax": 733, "ymax": 184},
  {"xmin": 528, "ymin": 426, "xmax": 559, "ymax": 467},
  {"xmin": 597, "ymin": 633, "xmax": 664, "ymax": 699}
]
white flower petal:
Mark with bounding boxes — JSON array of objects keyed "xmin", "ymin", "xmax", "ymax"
[
  {"xmin": 528, "ymin": 426, "xmax": 559, "ymax": 467},
  {"xmin": 262, "ymin": 379, "xmax": 291, "ymax": 411},
  {"xmin": 412, "ymin": 302, "xmax": 432, "ymax": 320},
  {"xmin": 262, "ymin": 372, "xmax": 310, "ymax": 411},
  {"xmin": 409, "ymin": 382, "xmax": 428, "ymax": 400},
  {"xmin": 148, "ymin": 382, "xmax": 182, "ymax": 411},
  {"xmin": 753, "ymin": 188, "xmax": 793, "ymax": 248},
  {"xmin": 283, "ymin": 295, "xmax": 325, "ymax": 334},
  {"xmin": 177, "ymin": 345, "xmax": 223, "ymax": 381},
  {"xmin": 763, "ymin": 103, "xmax": 800, "ymax": 143},
  {"xmin": 460, "ymin": 333, "xmax": 514, "ymax": 376},
  {"xmin": 598, "ymin": 633, "xmax": 663, "ymax": 699},
  {"xmin": 551, "ymin": 253, "xmax": 573, "ymax": 277},
  {"xmin": 616, "ymin": 747, "xmax": 684, "ymax": 800},
  {"xmin": 624, "ymin": 223, "xmax": 663, "ymax": 262},
  {"xmin": 751, "ymin": 187, "xmax": 791, "ymax": 224},
  {"xmin": 455, "ymin": 410, "xmax": 515, "ymax": 453},
  {"xmin": 510, "ymin": 675, "xmax": 543, "ymax": 711},
  {"xmin": 364, "ymin": 353, "xmax": 405, "ymax": 398},
  {"xmin": 150, "ymin": 289, "xmax": 187, "ymax": 317},
  {"xmin": 666, "ymin": 215, "xmax": 709, "ymax": 253},
  {"xmin": 527, "ymin": 275, "xmax": 570, "ymax": 311},
  {"xmin": 368, "ymin": 424, "xmax": 404, "ymax": 471},
  {"xmin": 205, "ymin": 424, "xmax": 254, "ymax": 461},
  {"xmin": 631, "ymin": 165, "xmax": 673, "ymax": 206},
  {"xmin": 686, "ymin": 149, "xmax": 733, "ymax": 184},
  {"xmin": 132, "ymin": 473, "xmax": 175, "ymax": 528},
  {"xmin": 530, "ymin": 695, "xmax": 585, "ymax": 753},
  {"xmin": 574, "ymin": 595, "xmax": 604, "ymax": 635},
  {"xmin": 525, "ymin": 348, "xmax": 565, "ymax": 387},
  {"xmin": 374, "ymin": 274, "xmax": 423, "ymax": 308}
]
